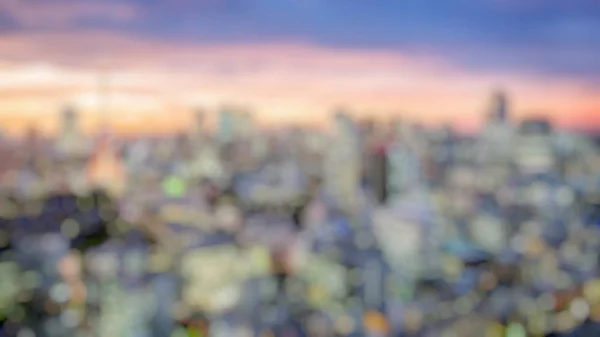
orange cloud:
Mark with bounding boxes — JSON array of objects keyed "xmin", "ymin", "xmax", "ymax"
[{"xmin": 0, "ymin": 31, "xmax": 597, "ymax": 136}]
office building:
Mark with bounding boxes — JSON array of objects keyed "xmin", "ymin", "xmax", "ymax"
[
  {"xmin": 55, "ymin": 106, "xmax": 90, "ymax": 161},
  {"xmin": 479, "ymin": 92, "xmax": 514, "ymax": 165},
  {"xmin": 218, "ymin": 107, "xmax": 235, "ymax": 144},
  {"xmin": 513, "ymin": 118, "xmax": 556, "ymax": 174},
  {"xmin": 324, "ymin": 110, "xmax": 362, "ymax": 211},
  {"xmin": 491, "ymin": 90, "xmax": 509, "ymax": 123},
  {"xmin": 194, "ymin": 109, "xmax": 205, "ymax": 142}
]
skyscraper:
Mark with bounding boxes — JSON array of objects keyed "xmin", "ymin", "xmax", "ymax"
[
  {"xmin": 218, "ymin": 107, "xmax": 235, "ymax": 144},
  {"xmin": 24, "ymin": 124, "xmax": 40, "ymax": 162},
  {"xmin": 333, "ymin": 110, "xmax": 359, "ymax": 142},
  {"xmin": 56, "ymin": 105, "xmax": 89, "ymax": 160},
  {"xmin": 491, "ymin": 90, "xmax": 508, "ymax": 122},
  {"xmin": 479, "ymin": 91, "xmax": 514, "ymax": 165},
  {"xmin": 195, "ymin": 109, "xmax": 205, "ymax": 140},
  {"xmin": 62, "ymin": 105, "xmax": 77, "ymax": 134},
  {"xmin": 324, "ymin": 110, "xmax": 361, "ymax": 211}
]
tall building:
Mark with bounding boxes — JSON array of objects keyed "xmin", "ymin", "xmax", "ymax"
[
  {"xmin": 55, "ymin": 105, "xmax": 90, "ymax": 160},
  {"xmin": 62, "ymin": 105, "xmax": 77, "ymax": 133},
  {"xmin": 368, "ymin": 140, "xmax": 389, "ymax": 204},
  {"xmin": 324, "ymin": 110, "xmax": 362, "ymax": 211},
  {"xmin": 24, "ymin": 124, "xmax": 41, "ymax": 165},
  {"xmin": 491, "ymin": 90, "xmax": 508, "ymax": 123},
  {"xmin": 333, "ymin": 110, "xmax": 359, "ymax": 142},
  {"xmin": 479, "ymin": 91, "xmax": 514, "ymax": 165},
  {"xmin": 194, "ymin": 109, "xmax": 205, "ymax": 141},
  {"xmin": 513, "ymin": 117, "xmax": 556, "ymax": 174},
  {"xmin": 232, "ymin": 109, "xmax": 257, "ymax": 171},
  {"xmin": 218, "ymin": 107, "xmax": 235, "ymax": 144},
  {"xmin": 384, "ymin": 120, "xmax": 425, "ymax": 201},
  {"xmin": 386, "ymin": 139, "xmax": 421, "ymax": 201}
]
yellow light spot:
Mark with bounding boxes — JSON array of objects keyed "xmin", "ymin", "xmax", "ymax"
[{"xmin": 486, "ymin": 322, "xmax": 505, "ymax": 337}]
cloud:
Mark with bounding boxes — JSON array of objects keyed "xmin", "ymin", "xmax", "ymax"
[
  {"xmin": 110, "ymin": 0, "xmax": 600, "ymax": 81},
  {"xmin": 6, "ymin": 0, "xmax": 600, "ymax": 134},
  {"xmin": 0, "ymin": 31, "xmax": 597, "ymax": 135},
  {"xmin": 0, "ymin": 0, "xmax": 139, "ymax": 27},
  {"xmin": 1, "ymin": 0, "xmax": 599, "ymax": 82}
]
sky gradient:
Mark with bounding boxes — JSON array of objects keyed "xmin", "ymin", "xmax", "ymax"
[{"xmin": 0, "ymin": 0, "xmax": 599, "ymax": 135}]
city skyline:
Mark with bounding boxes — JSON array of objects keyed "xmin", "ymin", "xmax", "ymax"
[{"xmin": 0, "ymin": 0, "xmax": 599, "ymax": 135}]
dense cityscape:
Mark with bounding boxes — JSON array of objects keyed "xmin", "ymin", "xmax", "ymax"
[{"xmin": 0, "ymin": 89, "xmax": 599, "ymax": 337}]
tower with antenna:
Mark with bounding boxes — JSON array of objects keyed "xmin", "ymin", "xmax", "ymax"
[
  {"xmin": 97, "ymin": 70, "xmax": 111, "ymax": 138},
  {"xmin": 86, "ymin": 68, "xmax": 127, "ymax": 198}
]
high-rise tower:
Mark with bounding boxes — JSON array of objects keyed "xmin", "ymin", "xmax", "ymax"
[
  {"xmin": 194, "ymin": 108, "xmax": 205, "ymax": 141},
  {"xmin": 56, "ymin": 105, "xmax": 89, "ymax": 159},
  {"xmin": 479, "ymin": 90, "xmax": 515, "ymax": 167},
  {"xmin": 218, "ymin": 107, "xmax": 235, "ymax": 144},
  {"xmin": 491, "ymin": 90, "xmax": 508, "ymax": 123},
  {"xmin": 62, "ymin": 105, "xmax": 77, "ymax": 134},
  {"xmin": 324, "ymin": 109, "xmax": 361, "ymax": 212}
]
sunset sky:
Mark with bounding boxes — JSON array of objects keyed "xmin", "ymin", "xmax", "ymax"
[{"xmin": 0, "ymin": 0, "xmax": 599, "ymax": 135}]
